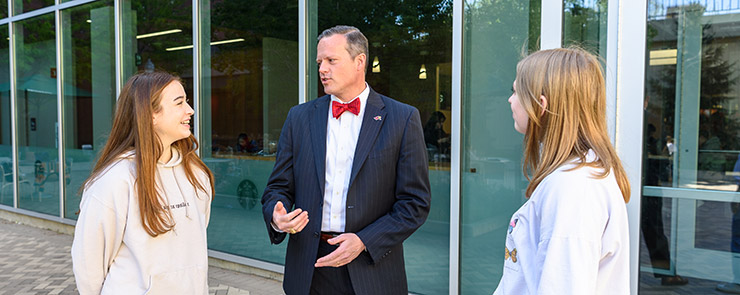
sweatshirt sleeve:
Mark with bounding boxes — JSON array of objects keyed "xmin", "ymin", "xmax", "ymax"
[
  {"xmin": 204, "ymin": 184, "xmax": 212, "ymax": 228},
  {"xmin": 533, "ymin": 179, "xmax": 605, "ymax": 294},
  {"xmin": 71, "ymin": 193, "xmax": 127, "ymax": 295}
]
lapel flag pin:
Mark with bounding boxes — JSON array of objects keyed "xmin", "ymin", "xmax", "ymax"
[{"xmin": 374, "ymin": 115, "xmax": 382, "ymax": 121}]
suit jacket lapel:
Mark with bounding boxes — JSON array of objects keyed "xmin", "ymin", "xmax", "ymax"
[
  {"xmin": 349, "ymin": 89, "xmax": 386, "ymax": 187},
  {"xmin": 310, "ymin": 96, "xmax": 330, "ymax": 190}
]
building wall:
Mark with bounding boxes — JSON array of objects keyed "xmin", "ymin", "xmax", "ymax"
[{"xmin": 2, "ymin": 0, "xmax": 740, "ymax": 294}]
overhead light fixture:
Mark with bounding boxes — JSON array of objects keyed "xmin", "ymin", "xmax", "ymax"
[
  {"xmin": 166, "ymin": 44, "xmax": 194, "ymax": 51},
  {"xmin": 372, "ymin": 56, "xmax": 380, "ymax": 73},
  {"xmin": 137, "ymin": 29, "xmax": 182, "ymax": 39},
  {"xmin": 211, "ymin": 38, "xmax": 245, "ymax": 46},
  {"xmin": 419, "ymin": 64, "xmax": 427, "ymax": 80},
  {"xmin": 649, "ymin": 49, "xmax": 677, "ymax": 66},
  {"xmin": 165, "ymin": 38, "xmax": 246, "ymax": 52}
]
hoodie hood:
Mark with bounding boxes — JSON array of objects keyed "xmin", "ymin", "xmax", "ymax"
[
  {"xmin": 118, "ymin": 147, "xmax": 183, "ymax": 168},
  {"xmin": 158, "ymin": 147, "xmax": 182, "ymax": 167}
]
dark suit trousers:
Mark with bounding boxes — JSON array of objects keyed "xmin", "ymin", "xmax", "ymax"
[{"xmin": 310, "ymin": 240, "xmax": 356, "ymax": 295}]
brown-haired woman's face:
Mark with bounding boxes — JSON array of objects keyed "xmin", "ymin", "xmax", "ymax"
[
  {"xmin": 508, "ymin": 80, "xmax": 528, "ymax": 134},
  {"xmin": 152, "ymin": 81, "xmax": 194, "ymax": 146}
]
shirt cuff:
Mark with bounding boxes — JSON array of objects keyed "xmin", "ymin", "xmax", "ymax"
[{"xmin": 271, "ymin": 221, "xmax": 284, "ymax": 233}]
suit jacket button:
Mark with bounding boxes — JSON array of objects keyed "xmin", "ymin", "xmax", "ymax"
[{"xmin": 314, "ymin": 232, "xmax": 319, "ymax": 237}]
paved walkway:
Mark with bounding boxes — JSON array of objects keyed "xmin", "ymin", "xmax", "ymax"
[{"xmin": 0, "ymin": 218, "xmax": 283, "ymax": 295}]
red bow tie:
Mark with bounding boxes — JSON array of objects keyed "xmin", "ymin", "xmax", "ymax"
[{"xmin": 332, "ymin": 99, "xmax": 360, "ymax": 119}]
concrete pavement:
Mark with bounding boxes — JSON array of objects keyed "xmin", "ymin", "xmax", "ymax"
[{"xmin": 0, "ymin": 218, "xmax": 283, "ymax": 295}]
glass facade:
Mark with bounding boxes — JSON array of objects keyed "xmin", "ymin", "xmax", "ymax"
[
  {"xmin": 1, "ymin": 0, "xmax": 732, "ymax": 294},
  {"xmin": 0, "ymin": 24, "xmax": 9, "ymax": 206},
  {"xmin": 640, "ymin": 1, "xmax": 740, "ymax": 292},
  {"xmin": 14, "ymin": 0, "xmax": 54, "ymax": 15},
  {"xmin": 15, "ymin": 13, "xmax": 58, "ymax": 216},
  {"xmin": 563, "ymin": 0, "xmax": 607, "ymax": 56},
  {"xmin": 199, "ymin": 0, "xmax": 298, "ymax": 265},
  {"xmin": 460, "ymin": 1, "xmax": 539, "ymax": 294},
  {"xmin": 61, "ymin": 0, "xmax": 115, "ymax": 219}
]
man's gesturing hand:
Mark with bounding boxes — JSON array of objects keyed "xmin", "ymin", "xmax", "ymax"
[
  {"xmin": 315, "ymin": 233, "xmax": 366, "ymax": 268},
  {"xmin": 272, "ymin": 201, "xmax": 309, "ymax": 234}
]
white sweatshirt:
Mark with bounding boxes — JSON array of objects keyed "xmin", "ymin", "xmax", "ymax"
[
  {"xmin": 72, "ymin": 148, "xmax": 212, "ymax": 295},
  {"xmin": 493, "ymin": 150, "xmax": 630, "ymax": 295}
]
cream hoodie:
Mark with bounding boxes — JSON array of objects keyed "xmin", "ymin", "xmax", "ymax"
[{"xmin": 72, "ymin": 148, "xmax": 212, "ymax": 295}]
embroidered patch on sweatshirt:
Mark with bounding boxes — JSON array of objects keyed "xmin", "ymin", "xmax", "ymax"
[{"xmin": 508, "ymin": 219, "xmax": 518, "ymax": 234}]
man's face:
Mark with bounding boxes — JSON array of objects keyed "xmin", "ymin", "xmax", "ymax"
[{"xmin": 316, "ymin": 34, "xmax": 365, "ymax": 101}]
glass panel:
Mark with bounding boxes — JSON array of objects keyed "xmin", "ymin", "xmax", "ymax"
[
  {"xmin": 460, "ymin": 0, "xmax": 540, "ymax": 294},
  {"xmin": 13, "ymin": 0, "xmax": 54, "ymax": 15},
  {"xmin": 121, "ymin": 0, "xmax": 193, "ymax": 89},
  {"xmin": 15, "ymin": 13, "xmax": 58, "ymax": 216},
  {"xmin": 562, "ymin": 0, "xmax": 608, "ymax": 57},
  {"xmin": 61, "ymin": 1, "xmax": 115, "ymax": 219},
  {"xmin": 199, "ymin": 0, "xmax": 298, "ymax": 264},
  {"xmin": 641, "ymin": 1, "xmax": 740, "ymax": 292},
  {"xmin": 0, "ymin": 2, "xmax": 8, "ymax": 19},
  {"xmin": 308, "ymin": 2, "xmax": 453, "ymax": 294},
  {"xmin": 0, "ymin": 25, "xmax": 11, "ymax": 206}
]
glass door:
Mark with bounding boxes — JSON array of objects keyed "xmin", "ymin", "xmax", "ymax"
[{"xmin": 641, "ymin": 2, "xmax": 740, "ymax": 291}]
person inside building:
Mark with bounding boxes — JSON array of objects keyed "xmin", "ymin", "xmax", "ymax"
[
  {"xmin": 493, "ymin": 47, "xmax": 631, "ymax": 294},
  {"xmin": 424, "ymin": 111, "xmax": 451, "ymax": 160},
  {"xmin": 71, "ymin": 71, "xmax": 214, "ymax": 295},
  {"xmin": 235, "ymin": 133, "xmax": 260, "ymax": 153}
]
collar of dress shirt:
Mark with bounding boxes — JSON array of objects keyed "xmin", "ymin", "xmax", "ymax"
[{"xmin": 330, "ymin": 83, "xmax": 370, "ymax": 117}]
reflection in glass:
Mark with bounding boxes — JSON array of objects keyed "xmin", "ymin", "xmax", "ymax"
[
  {"xmin": 61, "ymin": 1, "xmax": 115, "ymax": 219},
  {"xmin": 13, "ymin": 0, "xmax": 54, "ymax": 15},
  {"xmin": 15, "ymin": 14, "xmax": 58, "ymax": 216},
  {"xmin": 641, "ymin": 1, "xmax": 740, "ymax": 292},
  {"xmin": 122, "ymin": 0, "xmax": 193, "ymax": 90},
  {"xmin": 0, "ymin": 25, "xmax": 11, "ymax": 206},
  {"xmin": 199, "ymin": 0, "xmax": 298, "ymax": 264},
  {"xmin": 562, "ymin": 0, "xmax": 607, "ymax": 56},
  {"xmin": 460, "ymin": 0, "xmax": 539, "ymax": 294},
  {"xmin": 310, "ymin": 1, "xmax": 453, "ymax": 294},
  {"xmin": 0, "ymin": 2, "xmax": 7, "ymax": 19}
]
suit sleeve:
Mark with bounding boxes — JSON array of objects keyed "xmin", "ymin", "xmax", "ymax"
[
  {"xmin": 356, "ymin": 108, "xmax": 431, "ymax": 263},
  {"xmin": 261, "ymin": 107, "xmax": 297, "ymax": 244},
  {"xmin": 71, "ymin": 193, "xmax": 126, "ymax": 295}
]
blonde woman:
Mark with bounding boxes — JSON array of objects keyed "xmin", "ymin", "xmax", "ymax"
[
  {"xmin": 72, "ymin": 71, "xmax": 214, "ymax": 294},
  {"xmin": 494, "ymin": 48, "xmax": 630, "ymax": 294}
]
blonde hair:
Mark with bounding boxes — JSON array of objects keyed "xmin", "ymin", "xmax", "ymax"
[{"xmin": 515, "ymin": 47, "xmax": 630, "ymax": 202}]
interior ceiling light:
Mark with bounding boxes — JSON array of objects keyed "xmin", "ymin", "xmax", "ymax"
[
  {"xmin": 137, "ymin": 29, "xmax": 182, "ymax": 39},
  {"xmin": 372, "ymin": 56, "xmax": 380, "ymax": 73},
  {"xmin": 649, "ymin": 49, "xmax": 677, "ymax": 66},
  {"xmin": 166, "ymin": 38, "xmax": 246, "ymax": 52}
]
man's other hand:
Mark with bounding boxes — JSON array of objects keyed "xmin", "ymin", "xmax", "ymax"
[{"xmin": 315, "ymin": 233, "xmax": 366, "ymax": 267}]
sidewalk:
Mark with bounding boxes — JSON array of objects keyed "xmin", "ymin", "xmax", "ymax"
[{"xmin": 0, "ymin": 218, "xmax": 283, "ymax": 295}]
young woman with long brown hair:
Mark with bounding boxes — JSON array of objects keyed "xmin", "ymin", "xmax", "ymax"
[
  {"xmin": 71, "ymin": 71, "xmax": 214, "ymax": 294},
  {"xmin": 493, "ymin": 48, "xmax": 630, "ymax": 294}
]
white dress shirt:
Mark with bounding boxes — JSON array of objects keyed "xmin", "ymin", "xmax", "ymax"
[{"xmin": 322, "ymin": 84, "xmax": 370, "ymax": 232}]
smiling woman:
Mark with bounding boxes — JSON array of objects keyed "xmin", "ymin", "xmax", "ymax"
[{"xmin": 71, "ymin": 71, "xmax": 215, "ymax": 294}]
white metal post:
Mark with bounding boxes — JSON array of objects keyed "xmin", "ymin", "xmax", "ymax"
[{"xmin": 614, "ymin": 0, "xmax": 648, "ymax": 294}]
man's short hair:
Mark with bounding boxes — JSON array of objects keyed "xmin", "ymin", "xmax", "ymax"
[{"xmin": 318, "ymin": 25, "xmax": 369, "ymax": 60}]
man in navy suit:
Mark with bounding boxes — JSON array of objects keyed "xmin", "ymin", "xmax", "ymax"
[{"xmin": 261, "ymin": 25, "xmax": 431, "ymax": 295}]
